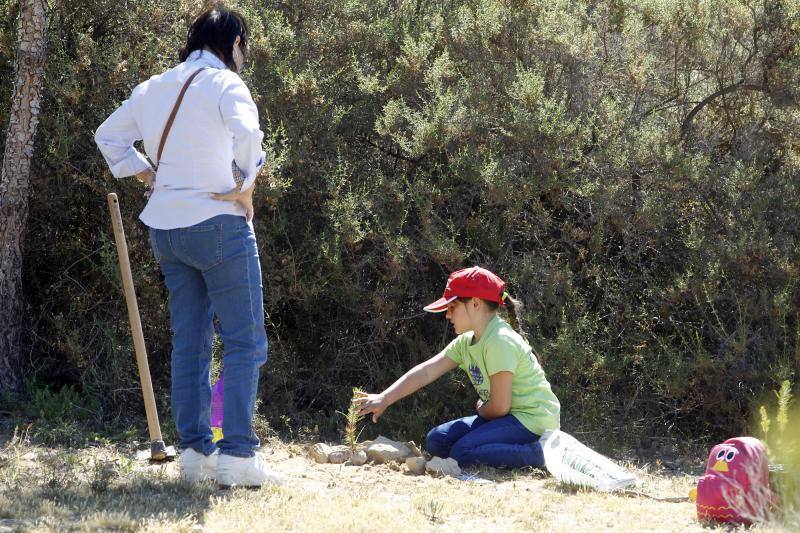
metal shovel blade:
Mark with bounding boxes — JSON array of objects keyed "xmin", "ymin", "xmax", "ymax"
[
  {"xmin": 149, "ymin": 440, "xmax": 177, "ymax": 462},
  {"xmin": 135, "ymin": 440, "xmax": 177, "ymax": 462}
]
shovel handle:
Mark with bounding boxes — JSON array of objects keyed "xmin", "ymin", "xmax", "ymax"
[{"xmin": 107, "ymin": 193, "xmax": 163, "ymax": 444}]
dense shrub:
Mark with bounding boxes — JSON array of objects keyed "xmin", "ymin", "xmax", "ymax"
[{"xmin": 1, "ymin": 0, "xmax": 798, "ymax": 446}]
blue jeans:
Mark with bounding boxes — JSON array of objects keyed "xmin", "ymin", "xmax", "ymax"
[
  {"xmin": 149, "ymin": 215, "xmax": 268, "ymax": 458},
  {"xmin": 425, "ymin": 414, "xmax": 544, "ymax": 468}
]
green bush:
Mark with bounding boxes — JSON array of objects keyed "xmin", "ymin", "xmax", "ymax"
[{"xmin": 0, "ymin": 0, "xmax": 798, "ymax": 446}]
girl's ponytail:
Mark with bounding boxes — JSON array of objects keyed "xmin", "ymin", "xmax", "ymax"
[{"xmin": 502, "ymin": 293, "xmax": 526, "ymax": 339}]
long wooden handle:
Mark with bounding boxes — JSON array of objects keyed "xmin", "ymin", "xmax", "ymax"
[{"xmin": 107, "ymin": 193, "xmax": 162, "ymax": 443}]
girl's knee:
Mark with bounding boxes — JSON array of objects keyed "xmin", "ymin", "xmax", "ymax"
[
  {"xmin": 424, "ymin": 426, "xmax": 441, "ymax": 450},
  {"xmin": 425, "ymin": 426, "xmax": 449, "ymax": 457}
]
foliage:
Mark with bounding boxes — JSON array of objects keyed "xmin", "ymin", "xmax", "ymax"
[
  {"xmin": 0, "ymin": 381, "xmax": 135, "ymax": 446},
  {"xmin": 0, "ymin": 0, "xmax": 798, "ymax": 446},
  {"xmin": 758, "ymin": 381, "xmax": 800, "ymax": 528}
]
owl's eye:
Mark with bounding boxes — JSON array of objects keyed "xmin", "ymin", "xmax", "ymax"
[
  {"xmin": 716, "ymin": 449, "xmax": 726, "ymax": 460},
  {"xmin": 725, "ymin": 450, "xmax": 737, "ymax": 462}
]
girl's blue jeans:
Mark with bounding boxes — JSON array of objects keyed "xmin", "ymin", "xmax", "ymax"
[
  {"xmin": 425, "ymin": 414, "xmax": 544, "ymax": 468},
  {"xmin": 149, "ymin": 214, "xmax": 267, "ymax": 458}
]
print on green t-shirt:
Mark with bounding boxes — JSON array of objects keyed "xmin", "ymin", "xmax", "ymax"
[{"xmin": 441, "ymin": 316, "xmax": 560, "ymax": 436}]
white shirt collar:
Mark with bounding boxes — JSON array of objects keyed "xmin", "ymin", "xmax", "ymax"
[{"xmin": 186, "ymin": 49, "xmax": 228, "ymax": 70}]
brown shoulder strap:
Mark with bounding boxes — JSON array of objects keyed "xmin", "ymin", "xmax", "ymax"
[{"xmin": 155, "ymin": 67, "xmax": 207, "ymax": 170}]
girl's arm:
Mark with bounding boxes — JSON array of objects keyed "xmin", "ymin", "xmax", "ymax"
[
  {"xmin": 356, "ymin": 353, "xmax": 458, "ymax": 422},
  {"xmin": 477, "ymin": 371, "xmax": 513, "ymax": 419}
]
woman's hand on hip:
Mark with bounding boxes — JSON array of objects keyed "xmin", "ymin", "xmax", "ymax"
[
  {"xmin": 211, "ymin": 182, "xmax": 255, "ymax": 222},
  {"xmin": 354, "ymin": 391, "xmax": 389, "ymax": 423},
  {"xmin": 136, "ymin": 168, "xmax": 156, "ymax": 198}
]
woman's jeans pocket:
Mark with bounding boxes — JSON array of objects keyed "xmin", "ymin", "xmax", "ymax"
[{"xmin": 182, "ymin": 224, "xmax": 223, "ymax": 271}]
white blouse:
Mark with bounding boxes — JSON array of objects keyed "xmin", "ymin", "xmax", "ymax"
[{"xmin": 95, "ymin": 50, "xmax": 265, "ymax": 229}]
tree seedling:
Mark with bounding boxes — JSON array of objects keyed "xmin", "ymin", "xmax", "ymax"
[{"xmin": 341, "ymin": 387, "xmax": 366, "ymax": 452}]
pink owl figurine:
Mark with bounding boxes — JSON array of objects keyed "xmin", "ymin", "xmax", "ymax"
[{"xmin": 692, "ymin": 437, "xmax": 773, "ymax": 524}]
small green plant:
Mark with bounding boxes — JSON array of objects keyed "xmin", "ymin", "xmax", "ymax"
[
  {"xmin": 757, "ymin": 380, "xmax": 800, "ymax": 528},
  {"xmin": 0, "ymin": 426, "xmax": 31, "ymax": 489},
  {"xmin": 26, "ymin": 382, "xmax": 87, "ymax": 421},
  {"xmin": 759, "ymin": 380, "xmax": 794, "ymax": 460},
  {"xmin": 90, "ymin": 457, "xmax": 120, "ymax": 494},
  {"xmin": 421, "ymin": 499, "xmax": 444, "ymax": 523},
  {"xmin": 41, "ymin": 452, "xmax": 80, "ymax": 490},
  {"xmin": 339, "ymin": 387, "xmax": 366, "ymax": 452}
]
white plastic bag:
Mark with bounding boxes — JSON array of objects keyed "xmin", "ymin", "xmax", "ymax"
[{"xmin": 540, "ymin": 429, "xmax": 637, "ymax": 492}]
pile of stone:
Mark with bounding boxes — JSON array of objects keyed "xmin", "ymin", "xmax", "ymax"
[{"xmin": 307, "ymin": 435, "xmax": 461, "ymax": 477}]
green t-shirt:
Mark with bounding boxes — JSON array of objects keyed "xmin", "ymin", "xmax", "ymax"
[{"xmin": 441, "ymin": 315, "xmax": 560, "ymax": 435}]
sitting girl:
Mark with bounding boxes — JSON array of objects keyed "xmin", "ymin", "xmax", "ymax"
[{"xmin": 357, "ymin": 266, "xmax": 560, "ymax": 468}]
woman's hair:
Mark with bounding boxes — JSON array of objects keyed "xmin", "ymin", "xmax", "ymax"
[
  {"xmin": 460, "ymin": 293, "xmax": 527, "ymax": 338},
  {"xmin": 179, "ymin": 7, "xmax": 249, "ymax": 71}
]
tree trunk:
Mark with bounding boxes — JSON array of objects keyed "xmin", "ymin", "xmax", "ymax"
[{"xmin": 0, "ymin": 0, "xmax": 47, "ymax": 394}]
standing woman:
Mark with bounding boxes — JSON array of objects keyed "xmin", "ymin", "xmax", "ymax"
[{"xmin": 95, "ymin": 7, "xmax": 284, "ymax": 487}]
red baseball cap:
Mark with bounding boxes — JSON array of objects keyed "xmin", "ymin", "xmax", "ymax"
[{"xmin": 424, "ymin": 266, "xmax": 506, "ymax": 312}]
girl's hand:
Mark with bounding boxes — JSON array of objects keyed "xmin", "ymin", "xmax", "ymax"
[
  {"xmin": 354, "ymin": 391, "xmax": 389, "ymax": 423},
  {"xmin": 211, "ymin": 183, "xmax": 255, "ymax": 222}
]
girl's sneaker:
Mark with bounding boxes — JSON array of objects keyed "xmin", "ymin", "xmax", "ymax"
[
  {"xmin": 217, "ymin": 453, "xmax": 288, "ymax": 487},
  {"xmin": 179, "ymin": 448, "xmax": 219, "ymax": 482}
]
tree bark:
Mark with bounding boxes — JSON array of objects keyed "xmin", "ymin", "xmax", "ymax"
[{"xmin": 0, "ymin": 0, "xmax": 48, "ymax": 394}]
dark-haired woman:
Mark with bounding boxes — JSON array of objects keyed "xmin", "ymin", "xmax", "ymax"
[
  {"xmin": 356, "ymin": 267, "xmax": 560, "ymax": 469},
  {"xmin": 95, "ymin": 8, "xmax": 284, "ymax": 487}
]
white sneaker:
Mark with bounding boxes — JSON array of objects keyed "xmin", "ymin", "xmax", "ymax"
[
  {"xmin": 217, "ymin": 453, "xmax": 288, "ymax": 488},
  {"xmin": 179, "ymin": 448, "xmax": 219, "ymax": 483}
]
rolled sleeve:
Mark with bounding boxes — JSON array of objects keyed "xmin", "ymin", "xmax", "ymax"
[
  {"xmin": 219, "ymin": 76, "xmax": 264, "ymax": 191},
  {"xmin": 94, "ymin": 97, "xmax": 152, "ymax": 179}
]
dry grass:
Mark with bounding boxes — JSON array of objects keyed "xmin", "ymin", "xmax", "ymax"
[{"xmin": 0, "ymin": 437, "xmax": 793, "ymax": 532}]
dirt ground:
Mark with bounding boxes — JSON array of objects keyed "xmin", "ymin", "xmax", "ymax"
[{"xmin": 0, "ymin": 437, "xmax": 792, "ymax": 532}]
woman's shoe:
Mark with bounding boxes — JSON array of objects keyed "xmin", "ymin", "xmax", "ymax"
[
  {"xmin": 217, "ymin": 453, "xmax": 288, "ymax": 487},
  {"xmin": 179, "ymin": 448, "xmax": 219, "ymax": 482}
]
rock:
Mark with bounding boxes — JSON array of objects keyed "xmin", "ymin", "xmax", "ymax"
[
  {"xmin": 327, "ymin": 446, "xmax": 353, "ymax": 464},
  {"xmin": 405, "ymin": 456, "xmax": 427, "ymax": 475},
  {"xmin": 346, "ymin": 450, "xmax": 368, "ymax": 466},
  {"xmin": 426, "ymin": 456, "xmax": 461, "ymax": 477},
  {"xmin": 308, "ymin": 443, "xmax": 332, "ymax": 464},
  {"xmin": 405, "ymin": 441, "xmax": 423, "ymax": 457},
  {"xmin": 366, "ymin": 435, "xmax": 413, "ymax": 464}
]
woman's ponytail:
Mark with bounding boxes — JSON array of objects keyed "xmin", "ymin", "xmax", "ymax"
[{"xmin": 502, "ymin": 293, "xmax": 526, "ymax": 339}]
